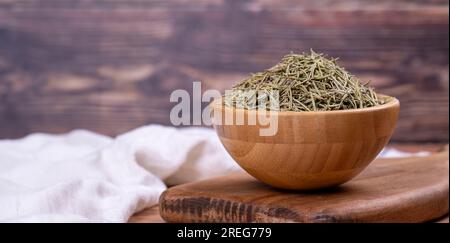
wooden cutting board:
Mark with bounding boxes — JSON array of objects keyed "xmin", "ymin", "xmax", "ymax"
[{"xmin": 159, "ymin": 147, "xmax": 449, "ymax": 223}]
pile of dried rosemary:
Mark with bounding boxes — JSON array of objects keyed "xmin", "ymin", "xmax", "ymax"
[{"xmin": 224, "ymin": 50, "xmax": 383, "ymax": 111}]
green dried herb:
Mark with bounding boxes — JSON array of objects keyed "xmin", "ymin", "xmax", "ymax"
[{"xmin": 225, "ymin": 50, "xmax": 384, "ymax": 111}]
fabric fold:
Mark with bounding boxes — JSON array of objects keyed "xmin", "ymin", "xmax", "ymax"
[{"xmin": 0, "ymin": 125, "xmax": 239, "ymax": 222}]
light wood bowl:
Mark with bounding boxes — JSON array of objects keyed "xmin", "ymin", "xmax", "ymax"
[{"xmin": 211, "ymin": 95, "xmax": 400, "ymax": 190}]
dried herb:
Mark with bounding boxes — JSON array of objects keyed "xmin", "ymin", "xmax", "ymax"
[{"xmin": 225, "ymin": 50, "xmax": 384, "ymax": 111}]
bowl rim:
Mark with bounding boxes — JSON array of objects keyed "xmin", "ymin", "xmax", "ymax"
[{"xmin": 211, "ymin": 94, "xmax": 399, "ymax": 116}]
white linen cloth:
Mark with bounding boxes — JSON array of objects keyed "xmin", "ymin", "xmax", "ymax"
[
  {"xmin": 0, "ymin": 125, "xmax": 428, "ymax": 223},
  {"xmin": 0, "ymin": 125, "xmax": 239, "ymax": 222}
]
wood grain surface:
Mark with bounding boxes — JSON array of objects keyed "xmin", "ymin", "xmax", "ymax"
[
  {"xmin": 159, "ymin": 146, "xmax": 449, "ymax": 223},
  {"xmin": 0, "ymin": 0, "xmax": 448, "ymax": 142},
  {"xmin": 129, "ymin": 144, "xmax": 448, "ymax": 223},
  {"xmin": 128, "ymin": 205, "xmax": 164, "ymax": 223}
]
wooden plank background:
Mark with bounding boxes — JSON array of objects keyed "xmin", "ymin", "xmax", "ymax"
[{"xmin": 0, "ymin": 0, "xmax": 448, "ymax": 142}]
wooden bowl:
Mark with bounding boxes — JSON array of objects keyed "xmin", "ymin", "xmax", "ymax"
[{"xmin": 211, "ymin": 95, "xmax": 400, "ymax": 190}]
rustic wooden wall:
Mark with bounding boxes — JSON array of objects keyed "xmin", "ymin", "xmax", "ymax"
[{"xmin": 0, "ymin": 0, "xmax": 448, "ymax": 142}]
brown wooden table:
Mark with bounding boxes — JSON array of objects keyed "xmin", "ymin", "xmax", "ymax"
[{"xmin": 128, "ymin": 144, "xmax": 449, "ymax": 223}]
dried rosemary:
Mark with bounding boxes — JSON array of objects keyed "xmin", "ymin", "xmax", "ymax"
[{"xmin": 225, "ymin": 50, "xmax": 384, "ymax": 111}]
